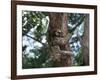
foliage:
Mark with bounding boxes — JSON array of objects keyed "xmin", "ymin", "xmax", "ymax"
[
  {"xmin": 22, "ymin": 11, "xmax": 52, "ymax": 68},
  {"xmin": 73, "ymin": 48, "xmax": 83, "ymax": 66},
  {"xmin": 68, "ymin": 13, "xmax": 86, "ymax": 66}
]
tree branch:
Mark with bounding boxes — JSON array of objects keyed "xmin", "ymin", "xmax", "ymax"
[
  {"xmin": 26, "ymin": 34, "xmax": 46, "ymax": 46},
  {"xmin": 68, "ymin": 15, "xmax": 85, "ymax": 33}
]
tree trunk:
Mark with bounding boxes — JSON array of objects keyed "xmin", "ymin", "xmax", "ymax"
[
  {"xmin": 48, "ymin": 13, "xmax": 72, "ymax": 67},
  {"xmin": 80, "ymin": 14, "xmax": 89, "ymax": 65}
]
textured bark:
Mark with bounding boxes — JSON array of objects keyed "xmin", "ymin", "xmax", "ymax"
[
  {"xmin": 48, "ymin": 13, "xmax": 72, "ymax": 67},
  {"xmin": 80, "ymin": 14, "xmax": 89, "ymax": 65}
]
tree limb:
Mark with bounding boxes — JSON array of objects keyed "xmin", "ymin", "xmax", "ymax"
[
  {"xmin": 68, "ymin": 15, "xmax": 85, "ymax": 33},
  {"xmin": 26, "ymin": 34, "xmax": 46, "ymax": 46}
]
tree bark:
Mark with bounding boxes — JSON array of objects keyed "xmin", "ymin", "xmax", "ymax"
[
  {"xmin": 80, "ymin": 14, "xmax": 89, "ymax": 65},
  {"xmin": 48, "ymin": 13, "xmax": 72, "ymax": 67}
]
